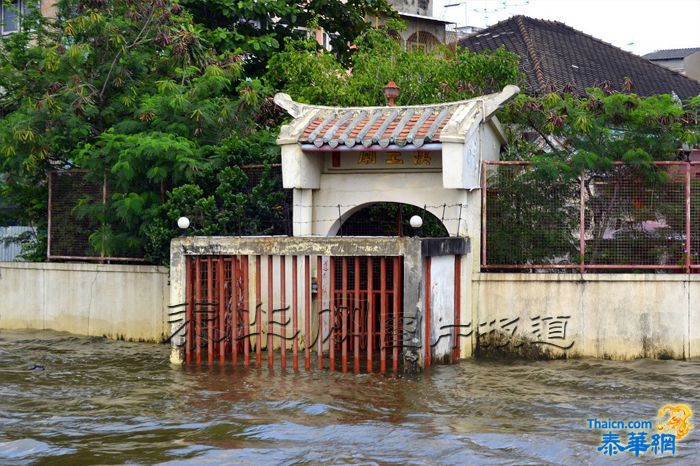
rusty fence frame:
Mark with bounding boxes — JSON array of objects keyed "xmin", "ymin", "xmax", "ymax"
[
  {"xmin": 481, "ymin": 160, "xmax": 700, "ymax": 273},
  {"xmin": 181, "ymin": 253, "xmax": 415, "ymax": 373},
  {"xmin": 47, "ymin": 169, "xmax": 146, "ymax": 263}
]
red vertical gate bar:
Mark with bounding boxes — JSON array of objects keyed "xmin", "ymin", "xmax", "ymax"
[
  {"xmin": 255, "ymin": 256, "xmax": 262, "ymax": 367},
  {"xmin": 195, "ymin": 257, "xmax": 202, "ymax": 365},
  {"xmin": 231, "ymin": 256, "xmax": 239, "ymax": 366},
  {"xmin": 304, "ymin": 256, "xmax": 311, "ymax": 370},
  {"xmin": 341, "ymin": 257, "xmax": 348, "ymax": 373},
  {"xmin": 481, "ymin": 161, "xmax": 487, "ymax": 267},
  {"xmin": 207, "ymin": 258, "xmax": 214, "ymax": 364},
  {"xmin": 292, "ymin": 256, "xmax": 299, "ymax": 370},
  {"xmin": 380, "ymin": 257, "xmax": 387, "ymax": 373},
  {"xmin": 217, "ymin": 257, "xmax": 226, "ymax": 364},
  {"xmin": 453, "ymin": 255, "xmax": 461, "ymax": 362},
  {"xmin": 367, "ymin": 257, "xmax": 374, "ymax": 373},
  {"xmin": 329, "ymin": 257, "xmax": 336, "ymax": 371},
  {"xmin": 242, "ymin": 256, "xmax": 250, "ymax": 367},
  {"xmin": 185, "ymin": 256, "xmax": 193, "ymax": 364},
  {"xmin": 353, "ymin": 257, "xmax": 361, "ymax": 374},
  {"xmin": 280, "ymin": 255, "xmax": 287, "ymax": 369},
  {"xmin": 579, "ymin": 176, "xmax": 586, "ymax": 273},
  {"xmin": 425, "ymin": 256, "xmax": 432, "ymax": 368},
  {"xmin": 686, "ymin": 163, "xmax": 691, "ymax": 274},
  {"xmin": 267, "ymin": 256, "xmax": 274, "ymax": 369},
  {"xmin": 317, "ymin": 256, "xmax": 324, "ymax": 370},
  {"xmin": 392, "ymin": 256, "xmax": 400, "ymax": 373}
]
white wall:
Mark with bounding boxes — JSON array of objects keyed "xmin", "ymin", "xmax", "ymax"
[
  {"xmin": 0, "ymin": 262, "xmax": 169, "ymax": 342},
  {"xmin": 475, "ymin": 273, "xmax": 699, "ymax": 360}
]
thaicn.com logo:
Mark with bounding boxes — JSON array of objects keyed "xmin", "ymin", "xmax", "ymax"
[{"xmin": 587, "ymin": 404, "xmax": 693, "ymax": 457}]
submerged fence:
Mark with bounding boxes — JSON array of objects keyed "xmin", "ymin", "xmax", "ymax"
[
  {"xmin": 482, "ymin": 161, "xmax": 700, "ymax": 272},
  {"xmin": 179, "ymin": 254, "xmax": 407, "ymax": 373}
]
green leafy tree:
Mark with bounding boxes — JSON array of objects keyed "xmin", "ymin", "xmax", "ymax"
[
  {"xmin": 181, "ymin": 0, "xmax": 396, "ymax": 72},
  {"xmin": 0, "ymin": 0, "xmax": 281, "ymax": 260},
  {"xmin": 266, "ymin": 21, "xmax": 522, "ymax": 106},
  {"xmin": 487, "ymin": 87, "xmax": 700, "ymax": 267}
]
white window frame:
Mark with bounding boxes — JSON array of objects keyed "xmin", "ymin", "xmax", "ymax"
[{"xmin": 1, "ymin": 1, "xmax": 37, "ymax": 36}]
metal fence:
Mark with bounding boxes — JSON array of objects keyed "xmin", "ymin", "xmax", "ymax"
[
  {"xmin": 482, "ymin": 161, "xmax": 700, "ymax": 272},
  {"xmin": 0, "ymin": 226, "xmax": 33, "ymax": 261},
  {"xmin": 48, "ymin": 166, "xmax": 290, "ymax": 262}
]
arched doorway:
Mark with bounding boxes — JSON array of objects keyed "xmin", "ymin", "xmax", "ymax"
[{"xmin": 337, "ymin": 202, "xmax": 449, "ymax": 237}]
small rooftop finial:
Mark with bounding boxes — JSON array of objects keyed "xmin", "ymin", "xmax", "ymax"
[{"xmin": 384, "ymin": 80, "xmax": 400, "ymax": 106}]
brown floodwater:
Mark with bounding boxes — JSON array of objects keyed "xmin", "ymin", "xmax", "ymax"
[{"xmin": 0, "ymin": 330, "xmax": 698, "ymax": 465}]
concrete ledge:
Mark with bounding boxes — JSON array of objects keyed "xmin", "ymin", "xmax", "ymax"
[
  {"xmin": 476, "ymin": 272, "xmax": 700, "ymax": 282},
  {"xmin": 173, "ymin": 236, "xmax": 422, "ymax": 257},
  {"xmin": 0, "ymin": 261, "xmax": 167, "ymax": 274}
]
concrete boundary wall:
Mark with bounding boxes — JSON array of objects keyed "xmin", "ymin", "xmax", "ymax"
[
  {"xmin": 0, "ymin": 262, "xmax": 169, "ymax": 342},
  {"xmin": 474, "ymin": 273, "xmax": 700, "ymax": 360}
]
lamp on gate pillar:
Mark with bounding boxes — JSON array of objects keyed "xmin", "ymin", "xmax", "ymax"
[
  {"xmin": 409, "ymin": 215, "xmax": 423, "ymax": 237},
  {"xmin": 384, "ymin": 80, "xmax": 400, "ymax": 106},
  {"xmin": 177, "ymin": 216, "xmax": 190, "ymax": 236}
]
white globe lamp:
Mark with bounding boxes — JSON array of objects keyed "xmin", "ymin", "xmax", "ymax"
[
  {"xmin": 409, "ymin": 215, "xmax": 423, "ymax": 229},
  {"xmin": 177, "ymin": 216, "xmax": 190, "ymax": 230}
]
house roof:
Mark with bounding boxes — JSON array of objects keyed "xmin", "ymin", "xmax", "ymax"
[
  {"xmin": 398, "ymin": 12, "xmax": 454, "ymax": 25},
  {"xmin": 459, "ymin": 16, "xmax": 700, "ymax": 99},
  {"xmin": 274, "ymin": 85, "xmax": 520, "ymax": 150},
  {"xmin": 643, "ymin": 48, "xmax": 700, "ymax": 61}
]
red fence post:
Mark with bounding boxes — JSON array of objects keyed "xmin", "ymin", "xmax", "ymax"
[
  {"xmin": 231, "ymin": 257, "xmax": 239, "ymax": 366},
  {"xmin": 218, "ymin": 257, "xmax": 226, "ymax": 365},
  {"xmin": 207, "ymin": 258, "xmax": 214, "ymax": 364},
  {"xmin": 580, "ymin": 176, "xmax": 586, "ymax": 274},
  {"xmin": 392, "ymin": 256, "xmax": 400, "ymax": 373},
  {"xmin": 354, "ymin": 256, "xmax": 361, "ymax": 374},
  {"xmin": 255, "ymin": 256, "xmax": 262, "ymax": 367},
  {"xmin": 292, "ymin": 256, "xmax": 299, "ymax": 371},
  {"xmin": 242, "ymin": 256, "xmax": 250, "ymax": 367},
  {"xmin": 185, "ymin": 256, "xmax": 193, "ymax": 364},
  {"xmin": 686, "ymin": 163, "xmax": 692, "ymax": 274},
  {"xmin": 329, "ymin": 257, "xmax": 336, "ymax": 371},
  {"xmin": 280, "ymin": 255, "xmax": 287, "ymax": 370},
  {"xmin": 424, "ymin": 256, "xmax": 431, "ymax": 368},
  {"xmin": 367, "ymin": 257, "xmax": 374, "ymax": 373},
  {"xmin": 341, "ymin": 257, "xmax": 348, "ymax": 373},
  {"xmin": 453, "ymin": 254, "xmax": 461, "ymax": 362},
  {"xmin": 195, "ymin": 257, "xmax": 202, "ymax": 365},
  {"xmin": 380, "ymin": 257, "xmax": 387, "ymax": 373},
  {"xmin": 267, "ymin": 256, "xmax": 274, "ymax": 369},
  {"xmin": 304, "ymin": 256, "xmax": 311, "ymax": 370},
  {"xmin": 481, "ymin": 161, "xmax": 487, "ymax": 266},
  {"xmin": 317, "ymin": 256, "xmax": 324, "ymax": 370}
]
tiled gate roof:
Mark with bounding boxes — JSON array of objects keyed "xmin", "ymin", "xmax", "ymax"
[{"xmin": 299, "ymin": 105, "xmax": 455, "ymax": 149}]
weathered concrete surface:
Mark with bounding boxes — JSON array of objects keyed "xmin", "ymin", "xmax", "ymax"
[
  {"xmin": 0, "ymin": 262, "xmax": 169, "ymax": 342},
  {"xmin": 475, "ymin": 273, "xmax": 699, "ymax": 360}
]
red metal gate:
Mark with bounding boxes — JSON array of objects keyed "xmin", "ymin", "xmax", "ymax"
[{"xmin": 182, "ymin": 255, "xmax": 404, "ymax": 373}]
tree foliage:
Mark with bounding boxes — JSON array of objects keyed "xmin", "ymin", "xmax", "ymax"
[
  {"xmin": 266, "ymin": 21, "xmax": 522, "ymax": 106},
  {"xmin": 487, "ymin": 87, "xmax": 700, "ymax": 267},
  {"xmin": 181, "ymin": 0, "xmax": 396, "ymax": 72},
  {"xmin": 0, "ymin": 0, "xmax": 280, "ymax": 260}
]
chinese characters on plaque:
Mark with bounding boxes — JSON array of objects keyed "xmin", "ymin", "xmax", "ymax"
[{"xmin": 352, "ymin": 151, "xmax": 435, "ymax": 167}]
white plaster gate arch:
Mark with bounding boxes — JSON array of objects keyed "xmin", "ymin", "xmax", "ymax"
[
  {"xmin": 274, "ymin": 85, "xmax": 519, "ymax": 241},
  {"xmin": 272, "ymin": 87, "xmax": 520, "ymax": 366}
]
